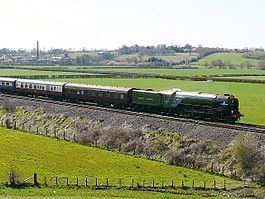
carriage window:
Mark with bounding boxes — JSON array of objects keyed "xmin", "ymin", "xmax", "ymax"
[
  {"xmin": 106, "ymin": 92, "xmax": 110, "ymax": 97},
  {"xmin": 29, "ymin": 84, "xmax": 32, "ymax": 89},
  {"xmin": 99, "ymin": 92, "xmax": 103, "ymax": 97},
  {"xmin": 91, "ymin": 91, "xmax": 96, "ymax": 96},
  {"xmin": 81, "ymin": 90, "xmax": 85, "ymax": 95},
  {"xmin": 120, "ymin": 94, "xmax": 124, "ymax": 99},
  {"xmin": 54, "ymin": 87, "xmax": 56, "ymax": 91},
  {"xmin": 34, "ymin": 85, "xmax": 37, "ymax": 89},
  {"xmin": 25, "ymin": 84, "xmax": 28, "ymax": 88},
  {"xmin": 114, "ymin": 93, "xmax": 118, "ymax": 99}
]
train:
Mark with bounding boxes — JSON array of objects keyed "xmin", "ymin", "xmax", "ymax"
[{"xmin": 0, "ymin": 77, "xmax": 242, "ymax": 123}]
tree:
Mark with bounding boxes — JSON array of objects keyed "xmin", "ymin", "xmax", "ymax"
[{"xmin": 230, "ymin": 134, "xmax": 261, "ymax": 177}]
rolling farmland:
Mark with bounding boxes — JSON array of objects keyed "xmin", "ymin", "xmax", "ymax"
[{"xmin": 194, "ymin": 52, "xmax": 260, "ymax": 66}]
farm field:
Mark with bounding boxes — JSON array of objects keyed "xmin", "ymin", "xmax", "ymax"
[
  {"xmin": 78, "ymin": 68, "xmax": 265, "ymax": 77},
  {"xmin": 0, "ymin": 127, "xmax": 242, "ymax": 197},
  {"xmin": 194, "ymin": 52, "xmax": 259, "ymax": 66},
  {"xmin": 13, "ymin": 66, "xmax": 265, "ymax": 79},
  {"xmin": 0, "ymin": 187, "xmax": 219, "ymax": 198},
  {"xmin": 0, "ymin": 69, "xmax": 86, "ymax": 76},
  {"xmin": 53, "ymin": 78, "xmax": 265, "ymax": 125},
  {"xmin": 217, "ymin": 76, "xmax": 265, "ymax": 80}
]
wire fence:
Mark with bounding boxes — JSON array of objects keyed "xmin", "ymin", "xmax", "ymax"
[{"xmin": 12, "ymin": 173, "xmax": 247, "ymax": 191}]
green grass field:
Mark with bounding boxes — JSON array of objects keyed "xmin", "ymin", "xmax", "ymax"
[
  {"xmin": 194, "ymin": 52, "xmax": 259, "ymax": 66},
  {"xmin": 217, "ymin": 76, "xmax": 265, "ymax": 80},
  {"xmin": 0, "ymin": 127, "xmax": 243, "ymax": 197},
  {"xmin": 0, "ymin": 69, "xmax": 86, "ymax": 76},
  {"xmin": 79, "ymin": 68, "xmax": 265, "ymax": 77},
  {"xmin": 53, "ymin": 78, "xmax": 265, "ymax": 125}
]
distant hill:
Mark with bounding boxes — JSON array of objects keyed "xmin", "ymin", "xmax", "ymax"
[{"xmin": 194, "ymin": 52, "xmax": 259, "ymax": 67}]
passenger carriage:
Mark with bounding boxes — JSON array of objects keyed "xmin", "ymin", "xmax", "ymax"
[
  {"xmin": 15, "ymin": 79, "xmax": 66, "ymax": 97},
  {"xmin": 0, "ymin": 77, "xmax": 17, "ymax": 93},
  {"xmin": 64, "ymin": 83, "xmax": 133, "ymax": 107}
]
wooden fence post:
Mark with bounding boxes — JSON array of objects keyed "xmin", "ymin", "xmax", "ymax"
[
  {"xmin": 171, "ymin": 180, "xmax": 174, "ymax": 188},
  {"xmin": 203, "ymin": 181, "xmax": 206, "ymax": 189},
  {"xmin": 95, "ymin": 178, "xmax": 98, "ymax": 187},
  {"xmin": 63, "ymin": 131, "xmax": 66, "ymax": 140},
  {"xmin": 66, "ymin": 177, "xmax": 69, "ymax": 186},
  {"xmin": 211, "ymin": 162, "xmax": 214, "ymax": 173},
  {"xmin": 36, "ymin": 127, "xmax": 38, "ymax": 134},
  {"xmin": 181, "ymin": 180, "xmax": 184, "ymax": 188},
  {"xmin": 76, "ymin": 177, "xmax": 79, "ymax": 186},
  {"xmin": 56, "ymin": 176, "xmax": 58, "ymax": 186},
  {"xmin": 161, "ymin": 180, "xmax": 164, "ymax": 188},
  {"xmin": 152, "ymin": 179, "xmax": 154, "ymax": 188},
  {"xmin": 106, "ymin": 178, "xmax": 109, "ymax": 187},
  {"xmin": 44, "ymin": 176, "xmax": 47, "ymax": 186},
  {"xmin": 142, "ymin": 180, "xmax": 145, "ymax": 188},
  {"xmin": 85, "ymin": 176, "xmax": 88, "ymax": 187},
  {"xmin": 213, "ymin": 180, "xmax": 216, "ymax": 189},
  {"xmin": 119, "ymin": 178, "xmax": 122, "ymax": 188},
  {"xmin": 192, "ymin": 180, "xmax": 195, "ymax": 188},
  {"xmin": 33, "ymin": 173, "xmax": 38, "ymax": 186},
  {"xmin": 223, "ymin": 180, "xmax": 226, "ymax": 190},
  {"xmin": 131, "ymin": 179, "xmax": 134, "ymax": 187}
]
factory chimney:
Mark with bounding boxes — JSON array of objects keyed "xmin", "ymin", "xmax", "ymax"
[{"xmin": 36, "ymin": 41, "xmax": 40, "ymax": 60}]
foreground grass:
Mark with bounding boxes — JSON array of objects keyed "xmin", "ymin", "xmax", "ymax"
[
  {"xmin": 53, "ymin": 78, "xmax": 265, "ymax": 125},
  {"xmin": 0, "ymin": 127, "xmax": 240, "ymax": 187},
  {"xmin": 0, "ymin": 186, "xmax": 240, "ymax": 198}
]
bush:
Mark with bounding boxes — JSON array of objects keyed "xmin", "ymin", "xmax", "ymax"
[{"xmin": 8, "ymin": 167, "xmax": 21, "ymax": 187}]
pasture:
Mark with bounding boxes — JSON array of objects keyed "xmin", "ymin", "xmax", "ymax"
[
  {"xmin": 0, "ymin": 127, "xmax": 243, "ymax": 197},
  {"xmin": 83, "ymin": 68, "xmax": 265, "ymax": 77},
  {"xmin": 0, "ymin": 68, "xmax": 86, "ymax": 76},
  {"xmin": 53, "ymin": 78, "xmax": 265, "ymax": 125},
  {"xmin": 194, "ymin": 52, "xmax": 259, "ymax": 66}
]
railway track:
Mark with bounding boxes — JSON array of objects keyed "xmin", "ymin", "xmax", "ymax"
[{"xmin": 0, "ymin": 93, "xmax": 264, "ymax": 135}]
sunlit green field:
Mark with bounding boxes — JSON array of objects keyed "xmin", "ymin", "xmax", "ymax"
[
  {"xmin": 0, "ymin": 69, "xmax": 85, "ymax": 76},
  {"xmin": 0, "ymin": 127, "xmax": 243, "ymax": 197},
  {"xmin": 76, "ymin": 68, "xmax": 265, "ymax": 77},
  {"xmin": 194, "ymin": 52, "xmax": 259, "ymax": 66},
  {"xmin": 217, "ymin": 76, "xmax": 265, "ymax": 80},
  {"xmin": 53, "ymin": 78, "xmax": 265, "ymax": 125}
]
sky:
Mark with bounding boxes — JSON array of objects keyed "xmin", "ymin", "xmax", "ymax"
[{"xmin": 0, "ymin": 0, "xmax": 265, "ymax": 50}]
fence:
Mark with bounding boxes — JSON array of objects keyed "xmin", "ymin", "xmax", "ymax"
[{"xmin": 22, "ymin": 173, "xmax": 245, "ymax": 191}]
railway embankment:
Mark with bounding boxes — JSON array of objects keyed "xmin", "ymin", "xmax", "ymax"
[{"xmin": 0, "ymin": 94, "xmax": 264, "ymax": 148}]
